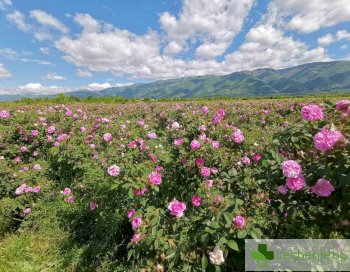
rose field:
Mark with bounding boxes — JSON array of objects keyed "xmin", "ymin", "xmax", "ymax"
[{"xmin": 0, "ymin": 96, "xmax": 349, "ymax": 272}]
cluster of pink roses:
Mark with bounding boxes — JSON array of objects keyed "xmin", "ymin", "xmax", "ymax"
[
  {"xmin": 15, "ymin": 184, "xmax": 41, "ymax": 195},
  {"xmin": 281, "ymin": 160, "xmax": 305, "ymax": 191},
  {"xmin": 280, "ymin": 160, "xmax": 335, "ymax": 197}
]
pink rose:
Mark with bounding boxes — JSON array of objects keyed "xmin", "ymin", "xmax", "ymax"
[
  {"xmin": 233, "ymin": 215, "xmax": 245, "ymax": 229},
  {"xmin": 311, "ymin": 178, "xmax": 335, "ymax": 197},
  {"xmin": 190, "ymin": 140, "xmax": 201, "ymax": 150},
  {"xmin": 281, "ymin": 160, "xmax": 302, "ymax": 178},
  {"xmin": 191, "ymin": 195, "xmax": 203, "ymax": 207},
  {"xmin": 148, "ymin": 171, "xmax": 162, "ymax": 185},
  {"xmin": 107, "ymin": 165, "xmax": 120, "ymax": 176},
  {"xmin": 132, "ymin": 217, "xmax": 142, "ymax": 229},
  {"xmin": 286, "ymin": 175, "xmax": 306, "ymax": 191},
  {"xmin": 168, "ymin": 199, "xmax": 186, "ymax": 218}
]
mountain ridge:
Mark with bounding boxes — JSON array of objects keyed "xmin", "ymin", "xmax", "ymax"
[{"xmin": 1, "ymin": 61, "xmax": 350, "ymax": 101}]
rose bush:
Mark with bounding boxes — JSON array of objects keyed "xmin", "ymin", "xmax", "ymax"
[{"xmin": 0, "ymin": 97, "xmax": 349, "ymax": 271}]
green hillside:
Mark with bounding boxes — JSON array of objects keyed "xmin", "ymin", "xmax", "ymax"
[{"xmin": 67, "ymin": 61, "xmax": 349, "ymax": 98}]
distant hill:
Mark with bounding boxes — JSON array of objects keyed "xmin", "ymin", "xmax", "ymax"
[
  {"xmin": 67, "ymin": 61, "xmax": 350, "ymax": 99},
  {"xmin": 1, "ymin": 61, "xmax": 350, "ymax": 101}
]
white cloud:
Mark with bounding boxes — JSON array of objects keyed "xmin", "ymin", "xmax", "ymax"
[
  {"xmin": 39, "ymin": 47, "xmax": 50, "ymax": 55},
  {"xmin": 0, "ymin": 0, "xmax": 12, "ymax": 11},
  {"xmin": 87, "ymin": 82, "xmax": 112, "ymax": 90},
  {"xmin": 223, "ymin": 24, "xmax": 329, "ymax": 72},
  {"xmin": 76, "ymin": 69, "xmax": 92, "ymax": 77},
  {"xmin": 0, "ymin": 63, "xmax": 12, "ymax": 78},
  {"xmin": 45, "ymin": 73, "xmax": 66, "ymax": 81},
  {"xmin": 30, "ymin": 10, "xmax": 69, "ymax": 34},
  {"xmin": 6, "ymin": 10, "xmax": 31, "ymax": 32},
  {"xmin": 268, "ymin": 0, "xmax": 350, "ymax": 33},
  {"xmin": 340, "ymin": 44, "xmax": 349, "ymax": 50},
  {"xmin": 87, "ymin": 82, "xmax": 133, "ymax": 91},
  {"xmin": 18, "ymin": 83, "xmax": 68, "ymax": 94},
  {"xmin": 318, "ymin": 30, "xmax": 350, "ymax": 46},
  {"xmin": 0, "ymin": 47, "xmax": 54, "ymax": 66},
  {"xmin": 160, "ymin": 0, "xmax": 255, "ymax": 58}
]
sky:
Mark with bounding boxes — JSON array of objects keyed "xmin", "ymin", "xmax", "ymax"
[{"xmin": 0, "ymin": 0, "xmax": 350, "ymax": 95}]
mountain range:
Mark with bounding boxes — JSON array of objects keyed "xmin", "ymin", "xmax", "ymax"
[{"xmin": 1, "ymin": 61, "xmax": 350, "ymax": 101}]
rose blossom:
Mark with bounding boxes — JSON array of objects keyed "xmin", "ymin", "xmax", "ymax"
[
  {"xmin": 107, "ymin": 165, "xmax": 120, "ymax": 176},
  {"xmin": 148, "ymin": 171, "xmax": 162, "ymax": 185},
  {"xmin": 128, "ymin": 209, "xmax": 136, "ymax": 218},
  {"xmin": 195, "ymin": 158, "xmax": 205, "ymax": 168},
  {"xmin": 132, "ymin": 217, "xmax": 142, "ymax": 229},
  {"xmin": 174, "ymin": 138, "xmax": 184, "ymax": 146},
  {"xmin": 89, "ymin": 202, "xmax": 97, "ymax": 210},
  {"xmin": 233, "ymin": 215, "xmax": 245, "ymax": 229},
  {"xmin": 62, "ymin": 187, "xmax": 71, "ymax": 195},
  {"xmin": 314, "ymin": 127, "xmax": 344, "ymax": 152},
  {"xmin": 171, "ymin": 122, "xmax": 180, "ymax": 130},
  {"xmin": 23, "ymin": 208, "xmax": 32, "ymax": 215},
  {"xmin": 191, "ymin": 195, "xmax": 203, "ymax": 207},
  {"xmin": 311, "ymin": 178, "xmax": 335, "ymax": 197},
  {"xmin": 168, "ymin": 199, "xmax": 186, "ymax": 218},
  {"xmin": 201, "ymin": 106, "xmax": 209, "ymax": 114},
  {"xmin": 190, "ymin": 140, "xmax": 201, "ymax": 150},
  {"xmin": 0, "ymin": 110, "xmax": 10, "ymax": 119},
  {"xmin": 103, "ymin": 133, "xmax": 113, "ymax": 142},
  {"xmin": 147, "ymin": 132, "xmax": 157, "ymax": 139},
  {"xmin": 301, "ymin": 104, "xmax": 324, "ymax": 121},
  {"xmin": 200, "ymin": 167, "xmax": 211, "ymax": 178},
  {"xmin": 232, "ymin": 129, "xmax": 244, "ymax": 143},
  {"xmin": 281, "ymin": 160, "xmax": 302, "ymax": 178},
  {"xmin": 209, "ymin": 247, "xmax": 224, "ymax": 265},
  {"xmin": 131, "ymin": 233, "xmax": 141, "ymax": 244},
  {"xmin": 33, "ymin": 164, "xmax": 41, "ymax": 171},
  {"xmin": 241, "ymin": 156, "xmax": 251, "ymax": 165},
  {"xmin": 206, "ymin": 179, "xmax": 214, "ymax": 188},
  {"xmin": 252, "ymin": 153, "xmax": 262, "ymax": 162},
  {"xmin": 286, "ymin": 175, "xmax": 306, "ymax": 191},
  {"xmin": 278, "ymin": 185, "xmax": 288, "ymax": 195}
]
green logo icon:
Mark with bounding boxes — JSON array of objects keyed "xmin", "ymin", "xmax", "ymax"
[{"xmin": 251, "ymin": 244, "xmax": 274, "ymax": 268}]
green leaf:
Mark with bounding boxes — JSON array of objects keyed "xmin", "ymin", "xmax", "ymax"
[
  {"xmin": 237, "ymin": 230, "xmax": 247, "ymax": 238},
  {"xmin": 127, "ymin": 249, "xmax": 134, "ymax": 261},
  {"xmin": 251, "ymin": 228, "xmax": 262, "ymax": 239},
  {"xmin": 223, "ymin": 212, "xmax": 233, "ymax": 225},
  {"xmin": 227, "ymin": 240, "xmax": 239, "ymax": 251},
  {"xmin": 228, "ymin": 168, "xmax": 238, "ymax": 176},
  {"xmin": 235, "ymin": 198, "xmax": 244, "ymax": 205},
  {"xmin": 210, "ymin": 221, "xmax": 220, "ymax": 229},
  {"xmin": 202, "ymin": 254, "xmax": 208, "ymax": 271}
]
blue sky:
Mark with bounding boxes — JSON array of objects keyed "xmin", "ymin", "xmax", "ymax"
[{"xmin": 0, "ymin": 0, "xmax": 349, "ymax": 95}]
